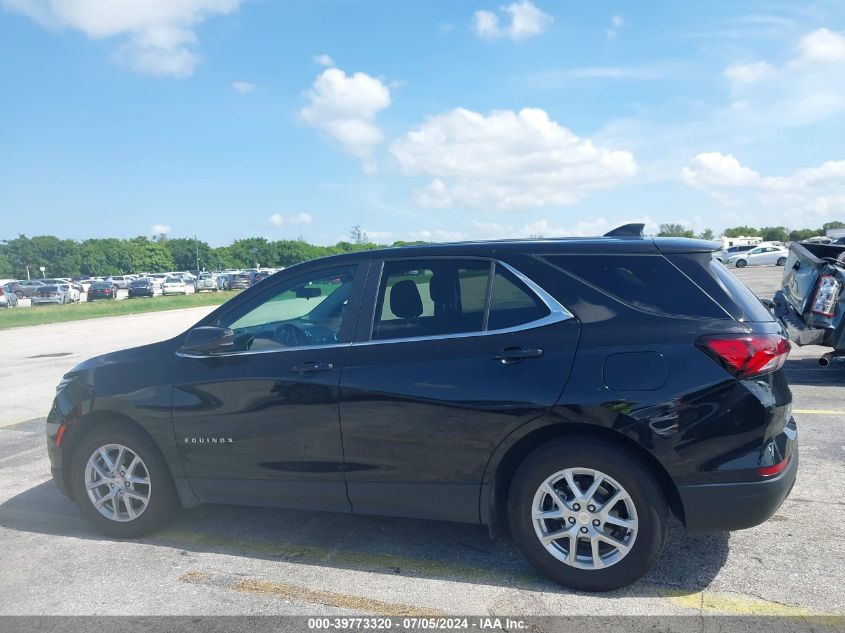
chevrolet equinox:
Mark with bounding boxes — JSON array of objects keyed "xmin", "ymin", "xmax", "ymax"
[{"xmin": 47, "ymin": 224, "xmax": 798, "ymax": 591}]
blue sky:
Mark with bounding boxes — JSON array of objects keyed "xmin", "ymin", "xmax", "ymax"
[{"xmin": 1, "ymin": 0, "xmax": 844, "ymax": 245}]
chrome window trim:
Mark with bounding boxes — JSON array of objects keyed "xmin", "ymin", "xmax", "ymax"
[
  {"xmin": 360, "ymin": 259, "xmax": 573, "ymax": 347},
  {"xmin": 176, "ymin": 259, "xmax": 574, "ymax": 358}
]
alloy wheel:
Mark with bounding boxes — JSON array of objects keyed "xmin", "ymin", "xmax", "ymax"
[
  {"xmin": 84, "ymin": 444, "xmax": 151, "ymax": 522},
  {"xmin": 531, "ymin": 467, "xmax": 638, "ymax": 570}
]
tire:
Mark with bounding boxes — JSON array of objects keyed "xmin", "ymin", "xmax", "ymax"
[
  {"xmin": 69, "ymin": 423, "xmax": 178, "ymax": 538},
  {"xmin": 776, "ymin": 257, "xmax": 786, "ymax": 266},
  {"xmin": 735, "ymin": 259, "xmax": 747, "ymax": 268},
  {"xmin": 507, "ymin": 439, "xmax": 667, "ymax": 592}
]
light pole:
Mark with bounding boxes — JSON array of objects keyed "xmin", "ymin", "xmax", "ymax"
[{"xmin": 194, "ymin": 234, "xmax": 200, "ymax": 272}]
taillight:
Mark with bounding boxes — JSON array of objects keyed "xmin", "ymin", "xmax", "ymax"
[
  {"xmin": 697, "ymin": 333, "xmax": 790, "ymax": 379},
  {"xmin": 0, "ymin": 287, "xmax": 4, "ymax": 296},
  {"xmin": 811, "ymin": 274, "xmax": 841, "ymax": 317},
  {"xmin": 758, "ymin": 455, "xmax": 791, "ymax": 477}
]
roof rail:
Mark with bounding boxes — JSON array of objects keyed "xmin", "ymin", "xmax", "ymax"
[{"xmin": 604, "ymin": 223, "xmax": 645, "ymax": 238}]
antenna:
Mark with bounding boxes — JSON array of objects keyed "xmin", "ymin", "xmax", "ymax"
[{"xmin": 604, "ymin": 223, "xmax": 645, "ymax": 238}]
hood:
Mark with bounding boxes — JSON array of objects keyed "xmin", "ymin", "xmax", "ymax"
[{"xmin": 67, "ymin": 339, "xmax": 175, "ymax": 376}]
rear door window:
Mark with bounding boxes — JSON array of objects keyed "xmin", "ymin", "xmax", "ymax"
[
  {"xmin": 543, "ymin": 254, "xmax": 727, "ymax": 318},
  {"xmin": 372, "ymin": 259, "xmax": 554, "ymax": 341},
  {"xmin": 373, "ymin": 260, "xmax": 489, "ymax": 340}
]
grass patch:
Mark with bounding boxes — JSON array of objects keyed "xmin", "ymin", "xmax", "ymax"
[{"xmin": 0, "ymin": 292, "xmax": 236, "ymax": 330}]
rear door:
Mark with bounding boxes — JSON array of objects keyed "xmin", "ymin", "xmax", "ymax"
[{"xmin": 338, "ymin": 257, "xmax": 580, "ymax": 524}]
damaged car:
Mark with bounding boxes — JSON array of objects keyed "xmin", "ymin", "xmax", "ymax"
[{"xmin": 772, "ymin": 241, "xmax": 845, "ymax": 366}]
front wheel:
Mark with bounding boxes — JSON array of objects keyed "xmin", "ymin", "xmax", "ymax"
[
  {"xmin": 735, "ymin": 259, "xmax": 747, "ymax": 268},
  {"xmin": 776, "ymin": 257, "xmax": 786, "ymax": 266},
  {"xmin": 69, "ymin": 424, "xmax": 178, "ymax": 537},
  {"xmin": 508, "ymin": 439, "xmax": 667, "ymax": 591}
]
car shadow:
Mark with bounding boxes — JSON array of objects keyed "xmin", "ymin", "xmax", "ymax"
[
  {"xmin": 0, "ymin": 480, "xmax": 728, "ymax": 598},
  {"xmin": 783, "ymin": 356, "xmax": 845, "ymax": 387}
]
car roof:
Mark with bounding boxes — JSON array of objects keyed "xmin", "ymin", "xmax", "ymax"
[{"xmin": 286, "ymin": 235, "xmax": 718, "ymax": 270}]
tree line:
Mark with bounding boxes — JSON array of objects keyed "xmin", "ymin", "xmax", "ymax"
[
  {"xmin": 656, "ymin": 221, "xmax": 845, "ymax": 242},
  {"xmin": 2, "ymin": 221, "xmax": 844, "ymax": 280},
  {"xmin": 0, "ymin": 228, "xmax": 423, "ymax": 280}
]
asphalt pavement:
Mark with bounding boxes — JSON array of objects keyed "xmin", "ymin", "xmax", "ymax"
[{"xmin": 0, "ymin": 265, "xmax": 843, "ymax": 617}]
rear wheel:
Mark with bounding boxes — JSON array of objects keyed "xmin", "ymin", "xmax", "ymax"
[
  {"xmin": 69, "ymin": 424, "xmax": 178, "ymax": 537},
  {"xmin": 508, "ymin": 439, "xmax": 667, "ymax": 591},
  {"xmin": 776, "ymin": 257, "xmax": 786, "ymax": 266},
  {"xmin": 735, "ymin": 259, "xmax": 747, "ymax": 268}
]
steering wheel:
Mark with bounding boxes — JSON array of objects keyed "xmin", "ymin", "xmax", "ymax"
[{"xmin": 272, "ymin": 323, "xmax": 314, "ymax": 347}]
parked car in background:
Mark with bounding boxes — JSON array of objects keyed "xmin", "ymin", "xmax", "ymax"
[
  {"xmin": 725, "ymin": 245, "xmax": 789, "ymax": 268},
  {"xmin": 216, "ymin": 273, "xmax": 233, "ymax": 290},
  {"xmin": 228, "ymin": 274, "xmax": 251, "ymax": 290},
  {"xmin": 194, "ymin": 272, "xmax": 218, "ymax": 292},
  {"xmin": 773, "ymin": 241, "xmax": 845, "ymax": 366},
  {"xmin": 48, "ymin": 225, "xmax": 797, "ymax": 592},
  {"xmin": 161, "ymin": 276, "xmax": 187, "ymax": 295},
  {"xmin": 249, "ymin": 270, "xmax": 271, "ymax": 285},
  {"xmin": 715, "ymin": 244, "xmax": 755, "ymax": 263},
  {"xmin": 32, "ymin": 284, "xmax": 73, "ymax": 305},
  {"xmin": 87, "ymin": 282, "xmax": 118, "ymax": 301},
  {"xmin": 0, "ymin": 284, "xmax": 19, "ymax": 308},
  {"xmin": 9, "ymin": 280, "xmax": 44, "ymax": 298},
  {"xmin": 128, "ymin": 278, "xmax": 156, "ymax": 298},
  {"xmin": 107, "ymin": 275, "xmax": 131, "ymax": 289}
]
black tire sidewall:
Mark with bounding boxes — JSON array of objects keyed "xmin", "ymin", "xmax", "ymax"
[
  {"xmin": 508, "ymin": 440, "xmax": 667, "ymax": 592},
  {"xmin": 777, "ymin": 257, "xmax": 786, "ymax": 266},
  {"xmin": 69, "ymin": 424, "xmax": 177, "ymax": 538},
  {"xmin": 736, "ymin": 259, "xmax": 747, "ymax": 268}
]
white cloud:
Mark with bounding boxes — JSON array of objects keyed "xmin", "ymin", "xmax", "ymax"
[
  {"xmin": 721, "ymin": 27, "xmax": 845, "ymax": 125},
  {"xmin": 606, "ymin": 14, "xmax": 625, "ymax": 39},
  {"xmin": 313, "ymin": 53, "xmax": 335, "ymax": 67},
  {"xmin": 472, "ymin": 0, "xmax": 552, "ymax": 42},
  {"xmin": 2, "ymin": 0, "xmax": 243, "ymax": 77},
  {"xmin": 231, "ymin": 81, "xmax": 256, "ymax": 94},
  {"xmin": 300, "ymin": 67, "xmax": 391, "ymax": 165},
  {"xmin": 268, "ymin": 212, "xmax": 313, "ymax": 227},
  {"xmin": 794, "ymin": 27, "xmax": 845, "ymax": 64},
  {"xmin": 680, "ymin": 152, "xmax": 762, "ymax": 188},
  {"xmin": 151, "ymin": 223, "xmax": 171, "ymax": 235},
  {"xmin": 392, "ymin": 107, "xmax": 637, "ymax": 211},
  {"xmin": 681, "ymin": 152, "xmax": 845, "ymax": 223},
  {"xmin": 723, "ymin": 61, "xmax": 775, "ymax": 83}
]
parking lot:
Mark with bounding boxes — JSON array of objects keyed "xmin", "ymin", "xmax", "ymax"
[
  {"xmin": 11, "ymin": 285, "xmax": 197, "ymax": 309},
  {"xmin": 0, "ymin": 265, "xmax": 843, "ymax": 618}
]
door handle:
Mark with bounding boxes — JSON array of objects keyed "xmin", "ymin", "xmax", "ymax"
[
  {"xmin": 492, "ymin": 347, "xmax": 543, "ymax": 364},
  {"xmin": 291, "ymin": 361, "xmax": 334, "ymax": 375}
]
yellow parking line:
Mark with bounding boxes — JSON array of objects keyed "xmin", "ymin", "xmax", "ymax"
[
  {"xmin": 793, "ymin": 409, "xmax": 845, "ymax": 415},
  {"xmin": 179, "ymin": 571, "xmax": 443, "ymax": 616},
  {"xmin": 663, "ymin": 589, "xmax": 843, "ymax": 620},
  {"xmin": 234, "ymin": 578, "xmax": 444, "ymax": 616},
  {"xmin": 159, "ymin": 528, "xmax": 532, "ymax": 584}
]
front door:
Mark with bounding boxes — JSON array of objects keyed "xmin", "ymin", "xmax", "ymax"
[
  {"xmin": 172, "ymin": 263, "xmax": 365, "ymax": 513},
  {"xmin": 339, "ymin": 258, "xmax": 580, "ymax": 523}
]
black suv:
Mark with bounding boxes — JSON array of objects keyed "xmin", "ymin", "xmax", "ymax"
[{"xmin": 47, "ymin": 225, "xmax": 797, "ymax": 591}]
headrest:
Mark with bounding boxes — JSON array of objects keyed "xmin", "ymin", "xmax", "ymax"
[
  {"xmin": 390, "ymin": 280, "xmax": 423, "ymax": 319},
  {"xmin": 429, "ymin": 274, "xmax": 453, "ymax": 304}
]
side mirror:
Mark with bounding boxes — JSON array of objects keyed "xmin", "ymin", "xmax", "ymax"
[
  {"xmin": 179, "ymin": 326, "xmax": 234, "ymax": 355},
  {"xmin": 296, "ymin": 286, "xmax": 321, "ymax": 300}
]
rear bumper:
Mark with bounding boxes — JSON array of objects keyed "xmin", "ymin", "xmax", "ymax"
[{"xmin": 678, "ymin": 447, "xmax": 798, "ymax": 533}]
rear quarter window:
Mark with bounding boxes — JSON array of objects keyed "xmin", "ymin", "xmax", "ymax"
[{"xmin": 542, "ymin": 254, "xmax": 728, "ymax": 319}]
